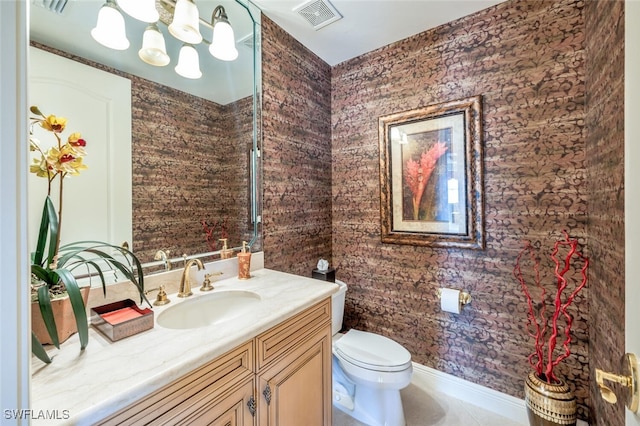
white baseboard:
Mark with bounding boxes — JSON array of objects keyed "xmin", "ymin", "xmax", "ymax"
[{"xmin": 410, "ymin": 362, "xmax": 588, "ymax": 426}]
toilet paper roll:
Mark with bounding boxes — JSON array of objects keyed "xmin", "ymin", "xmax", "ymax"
[{"xmin": 440, "ymin": 288, "xmax": 461, "ymax": 314}]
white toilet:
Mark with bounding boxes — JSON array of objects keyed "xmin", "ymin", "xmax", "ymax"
[{"xmin": 331, "ymin": 280, "xmax": 413, "ymax": 426}]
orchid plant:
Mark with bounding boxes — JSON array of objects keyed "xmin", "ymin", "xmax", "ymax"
[
  {"xmin": 29, "ymin": 106, "xmax": 148, "ymax": 364},
  {"xmin": 513, "ymin": 231, "xmax": 589, "ymax": 384}
]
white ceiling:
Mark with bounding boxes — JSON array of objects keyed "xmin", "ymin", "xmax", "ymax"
[
  {"xmin": 30, "ymin": 0, "xmax": 504, "ymax": 103},
  {"xmin": 250, "ymin": 0, "xmax": 505, "ymax": 66}
]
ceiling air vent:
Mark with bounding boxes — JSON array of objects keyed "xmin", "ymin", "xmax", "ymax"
[
  {"xmin": 293, "ymin": 0, "xmax": 342, "ymax": 30},
  {"xmin": 32, "ymin": 0, "xmax": 69, "ymax": 14}
]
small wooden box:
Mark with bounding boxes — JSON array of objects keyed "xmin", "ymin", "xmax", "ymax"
[{"xmin": 91, "ymin": 299, "xmax": 154, "ymax": 342}]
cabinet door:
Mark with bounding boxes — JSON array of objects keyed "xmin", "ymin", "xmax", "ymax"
[
  {"xmin": 177, "ymin": 377, "xmax": 255, "ymax": 426},
  {"xmin": 257, "ymin": 324, "xmax": 331, "ymax": 426}
]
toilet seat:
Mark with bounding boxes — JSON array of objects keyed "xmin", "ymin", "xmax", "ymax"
[{"xmin": 333, "ymin": 329, "xmax": 412, "ymax": 372}]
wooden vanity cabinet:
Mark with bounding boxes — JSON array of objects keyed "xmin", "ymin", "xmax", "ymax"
[
  {"xmin": 96, "ymin": 298, "xmax": 332, "ymax": 426},
  {"xmin": 97, "ymin": 341, "xmax": 255, "ymax": 426},
  {"xmin": 255, "ymin": 298, "xmax": 332, "ymax": 426}
]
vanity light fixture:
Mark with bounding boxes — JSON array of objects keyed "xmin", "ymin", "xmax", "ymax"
[
  {"xmin": 91, "ymin": 0, "xmax": 238, "ymax": 79},
  {"xmin": 92, "ymin": 0, "xmax": 130, "ymax": 51},
  {"xmin": 175, "ymin": 44, "xmax": 203, "ymax": 79},
  {"xmin": 139, "ymin": 23, "xmax": 171, "ymax": 66},
  {"xmin": 209, "ymin": 6, "xmax": 238, "ymax": 61},
  {"xmin": 93, "ymin": 0, "xmax": 239, "ymax": 79}
]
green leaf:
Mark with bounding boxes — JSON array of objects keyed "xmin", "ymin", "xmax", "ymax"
[
  {"xmin": 32, "ymin": 197, "xmax": 58, "ymax": 267},
  {"xmin": 31, "ymin": 332, "xmax": 51, "ymax": 364},
  {"xmin": 36, "ymin": 285, "xmax": 59, "ymax": 348},
  {"xmin": 31, "ymin": 264, "xmax": 56, "ymax": 285},
  {"xmin": 55, "ymin": 269, "xmax": 89, "ymax": 350},
  {"xmin": 44, "ymin": 197, "xmax": 59, "ymax": 266},
  {"xmin": 58, "ymin": 241, "xmax": 150, "ymax": 306}
]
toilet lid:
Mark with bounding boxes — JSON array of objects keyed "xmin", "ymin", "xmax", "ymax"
[{"xmin": 334, "ymin": 330, "xmax": 411, "ymax": 372}]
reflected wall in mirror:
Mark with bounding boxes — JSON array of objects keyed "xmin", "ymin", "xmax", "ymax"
[{"xmin": 29, "ymin": 0, "xmax": 262, "ymax": 272}]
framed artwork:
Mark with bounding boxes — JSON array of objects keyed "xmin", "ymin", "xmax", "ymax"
[{"xmin": 378, "ymin": 95, "xmax": 484, "ymax": 249}]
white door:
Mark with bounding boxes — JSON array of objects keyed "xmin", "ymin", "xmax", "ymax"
[
  {"xmin": 28, "ymin": 47, "xmax": 133, "ymax": 252},
  {"xmin": 626, "ymin": 2, "xmax": 640, "ymax": 425}
]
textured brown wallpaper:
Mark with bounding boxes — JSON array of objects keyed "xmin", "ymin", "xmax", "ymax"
[
  {"xmin": 131, "ymin": 87, "xmax": 253, "ymax": 263},
  {"xmin": 261, "ymin": 17, "xmax": 333, "ymax": 276},
  {"xmin": 331, "ymin": 0, "xmax": 589, "ymax": 419},
  {"xmin": 585, "ymin": 1, "xmax": 625, "ymax": 424},
  {"xmin": 31, "ymin": 42, "xmax": 253, "ymax": 264}
]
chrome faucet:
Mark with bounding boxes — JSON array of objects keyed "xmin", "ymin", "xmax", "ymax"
[{"xmin": 178, "ymin": 258, "xmax": 204, "ymax": 298}]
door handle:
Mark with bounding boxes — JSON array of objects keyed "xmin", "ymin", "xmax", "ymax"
[{"xmin": 596, "ymin": 353, "xmax": 639, "ymax": 412}]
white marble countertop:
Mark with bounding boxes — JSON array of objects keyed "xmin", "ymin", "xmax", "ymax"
[{"xmin": 31, "ymin": 268, "xmax": 338, "ymax": 425}]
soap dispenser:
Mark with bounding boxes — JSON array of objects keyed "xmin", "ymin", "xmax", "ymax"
[
  {"xmin": 237, "ymin": 241, "xmax": 251, "ymax": 280},
  {"xmin": 219, "ymin": 238, "xmax": 234, "ymax": 259}
]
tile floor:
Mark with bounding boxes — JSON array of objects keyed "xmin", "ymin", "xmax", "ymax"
[{"xmin": 332, "ymin": 383, "xmax": 526, "ymax": 426}]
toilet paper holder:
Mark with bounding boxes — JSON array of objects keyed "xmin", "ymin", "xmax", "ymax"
[{"xmin": 436, "ymin": 288, "xmax": 472, "ymax": 305}]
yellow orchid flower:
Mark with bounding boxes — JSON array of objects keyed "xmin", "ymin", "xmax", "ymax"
[
  {"xmin": 63, "ymin": 155, "xmax": 88, "ymax": 176},
  {"xmin": 41, "ymin": 114, "xmax": 67, "ymax": 133},
  {"xmin": 29, "ymin": 156, "xmax": 53, "ymax": 178},
  {"xmin": 67, "ymin": 132, "xmax": 87, "ymax": 156}
]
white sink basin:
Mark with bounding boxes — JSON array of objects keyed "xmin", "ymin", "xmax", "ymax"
[{"xmin": 156, "ymin": 290, "xmax": 262, "ymax": 330}]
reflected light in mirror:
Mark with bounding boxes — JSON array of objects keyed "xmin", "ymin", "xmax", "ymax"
[
  {"xmin": 139, "ymin": 23, "xmax": 171, "ymax": 66},
  {"xmin": 117, "ymin": 0, "xmax": 159, "ymax": 23},
  {"xmin": 175, "ymin": 43, "xmax": 202, "ymax": 79},
  {"xmin": 91, "ymin": 0, "xmax": 130, "ymax": 51},
  {"xmin": 169, "ymin": 0, "xmax": 203, "ymax": 44},
  {"xmin": 209, "ymin": 6, "xmax": 239, "ymax": 61}
]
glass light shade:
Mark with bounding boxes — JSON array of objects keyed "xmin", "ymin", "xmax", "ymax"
[
  {"xmin": 138, "ymin": 24, "xmax": 170, "ymax": 66},
  {"xmin": 209, "ymin": 20, "xmax": 238, "ymax": 61},
  {"xmin": 175, "ymin": 44, "xmax": 202, "ymax": 79},
  {"xmin": 117, "ymin": 0, "xmax": 159, "ymax": 23},
  {"xmin": 91, "ymin": 1, "xmax": 130, "ymax": 50},
  {"xmin": 168, "ymin": 0, "xmax": 203, "ymax": 45}
]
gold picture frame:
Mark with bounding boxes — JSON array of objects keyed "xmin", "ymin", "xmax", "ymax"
[{"xmin": 379, "ymin": 95, "xmax": 484, "ymax": 249}]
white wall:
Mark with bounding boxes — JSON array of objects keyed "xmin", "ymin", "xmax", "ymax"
[{"xmin": 0, "ymin": 0, "xmax": 31, "ymax": 423}]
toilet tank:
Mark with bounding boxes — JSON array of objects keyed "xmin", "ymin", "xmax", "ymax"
[{"xmin": 332, "ymin": 280, "xmax": 347, "ymax": 335}]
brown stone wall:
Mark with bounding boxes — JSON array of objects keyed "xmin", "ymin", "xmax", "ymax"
[
  {"xmin": 585, "ymin": 1, "xmax": 625, "ymax": 424},
  {"xmin": 131, "ymin": 88, "xmax": 252, "ymax": 263},
  {"xmin": 261, "ymin": 17, "xmax": 333, "ymax": 276},
  {"xmin": 331, "ymin": 0, "xmax": 589, "ymax": 419}
]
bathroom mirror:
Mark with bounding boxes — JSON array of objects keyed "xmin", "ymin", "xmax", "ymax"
[{"xmin": 29, "ymin": 0, "xmax": 262, "ymax": 275}]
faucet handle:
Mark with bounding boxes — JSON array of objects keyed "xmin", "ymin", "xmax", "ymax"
[
  {"xmin": 145, "ymin": 284, "xmax": 171, "ymax": 306},
  {"xmin": 200, "ymin": 271, "xmax": 223, "ymax": 292}
]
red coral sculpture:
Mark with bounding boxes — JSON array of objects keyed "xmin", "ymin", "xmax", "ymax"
[
  {"xmin": 404, "ymin": 142, "xmax": 448, "ymax": 220},
  {"xmin": 201, "ymin": 217, "xmax": 229, "ymax": 252},
  {"xmin": 513, "ymin": 231, "xmax": 589, "ymax": 384}
]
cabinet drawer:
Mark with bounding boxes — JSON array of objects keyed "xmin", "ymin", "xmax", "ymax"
[
  {"xmin": 157, "ymin": 376, "xmax": 255, "ymax": 426},
  {"xmin": 256, "ymin": 298, "xmax": 330, "ymax": 372},
  {"xmin": 98, "ymin": 341, "xmax": 254, "ymax": 425}
]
